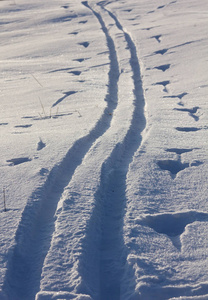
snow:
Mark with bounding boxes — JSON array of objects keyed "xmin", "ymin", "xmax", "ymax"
[{"xmin": 0, "ymin": 0, "xmax": 208, "ymax": 299}]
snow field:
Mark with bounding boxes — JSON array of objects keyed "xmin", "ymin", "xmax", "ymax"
[{"xmin": 0, "ymin": 0, "xmax": 208, "ymax": 299}]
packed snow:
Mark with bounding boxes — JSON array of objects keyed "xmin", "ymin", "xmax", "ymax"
[{"xmin": 0, "ymin": 0, "xmax": 208, "ymax": 299}]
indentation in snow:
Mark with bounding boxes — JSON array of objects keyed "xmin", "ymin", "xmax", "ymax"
[
  {"xmin": 7, "ymin": 157, "xmax": 32, "ymax": 166},
  {"xmin": 154, "ymin": 64, "xmax": 170, "ymax": 72},
  {"xmin": 136, "ymin": 211, "xmax": 208, "ymax": 237},
  {"xmin": 157, "ymin": 159, "xmax": 189, "ymax": 178},
  {"xmin": 79, "ymin": 41, "xmax": 90, "ymax": 48},
  {"xmin": 175, "ymin": 127, "xmax": 200, "ymax": 132}
]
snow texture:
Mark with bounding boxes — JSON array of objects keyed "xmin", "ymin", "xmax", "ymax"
[{"xmin": 0, "ymin": 0, "xmax": 208, "ymax": 299}]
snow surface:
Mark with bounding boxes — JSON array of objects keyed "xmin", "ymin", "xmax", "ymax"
[{"xmin": 0, "ymin": 0, "xmax": 208, "ymax": 299}]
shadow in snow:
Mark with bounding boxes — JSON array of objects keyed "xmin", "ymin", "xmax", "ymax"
[
  {"xmin": 7, "ymin": 157, "xmax": 32, "ymax": 166},
  {"xmin": 52, "ymin": 91, "xmax": 77, "ymax": 108},
  {"xmin": 151, "ymin": 35, "xmax": 162, "ymax": 43},
  {"xmin": 136, "ymin": 211, "xmax": 208, "ymax": 250},
  {"xmin": 166, "ymin": 148, "xmax": 195, "ymax": 155},
  {"xmin": 154, "ymin": 64, "xmax": 170, "ymax": 72},
  {"xmin": 175, "ymin": 127, "xmax": 200, "ymax": 132},
  {"xmin": 157, "ymin": 159, "xmax": 189, "ymax": 178}
]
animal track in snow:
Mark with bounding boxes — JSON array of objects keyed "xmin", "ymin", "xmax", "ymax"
[
  {"xmin": 174, "ymin": 106, "xmax": 199, "ymax": 121},
  {"xmin": 154, "ymin": 80, "xmax": 170, "ymax": 92},
  {"xmin": 49, "ymin": 15, "xmax": 73, "ymax": 23},
  {"xmin": 157, "ymin": 5, "xmax": 165, "ymax": 9},
  {"xmin": 174, "ymin": 107, "xmax": 199, "ymax": 114},
  {"xmin": 61, "ymin": 5, "xmax": 69, "ymax": 9},
  {"xmin": 154, "ymin": 48, "xmax": 168, "ymax": 55},
  {"xmin": 136, "ymin": 211, "xmax": 208, "ymax": 249},
  {"xmin": 7, "ymin": 157, "xmax": 32, "ymax": 166},
  {"xmin": 73, "ymin": 58, "xmax": 85, "ymax": 63},
  {"xmin": 154, "ymin": 64, "xmax": 170, "ymax": 72},
  {"xmin": 164, "ymin": 92, "xmax": 188, "ymax": 100},
  {"xmin": 69, "ymin": 70, "xmax": 82, "ymax": 76},
  {"xmin": 166, "ymin": 148, "xmax": 195, "ymax": 155},
  {"xmin": 175, "ymin": 127, "xmax": 200, "ymax": 132},
  {"xmin": 79, "ymin": 20, "xmax": 88, "ymax": 24},
  {"xmin": 14, "ymin": 124, "xmax": 32, "ymax": 128},
  {"xmin": 157, "ymin": 159, "xmax": 189, "ymax": 178},
  {"xmin": 151, "ymin": 34, "xmax": 162, "ymax": 43},
  {"xmin": 123, "ymin": 9, "xmax": 132, "ymax": 12},
  {"xmin": 141, "ymin": 27, "xmax": 154, "ymax": 31},
  {"xmin": 79, "ymin": 41, "xmax": 89, "ymax": 48},
  {"xmin": 69, "ymin": 31, "xmax": 79, "ymax": 35},
  {"xmin": 37, "ymin": 138, "xmax": 46, "ymax": 151},
  {"xmin": 0, "ymin": 123, "xmax": 8, "ymax": 126}
]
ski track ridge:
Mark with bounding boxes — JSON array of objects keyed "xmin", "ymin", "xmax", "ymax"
[
  {"xmin": 2, "ymin": 4, "xmax": 120, "ymax": 299},
  {"xmin": 80, "ymin": 2, "xmax": 146, "ymax": 300}
]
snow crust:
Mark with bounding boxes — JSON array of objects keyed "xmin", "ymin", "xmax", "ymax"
[{"xmin": 0, "ymin": 0, "xmax": 208, "ymax": 299}]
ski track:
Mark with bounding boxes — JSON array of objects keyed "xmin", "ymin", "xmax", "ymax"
[
  {"xmin": 2, "ymin": 3, "xmax": 120, "ymax": 299},
  {"xmin": 2, "ymin": 2, "xmax": 146, "ymax": 300},
  {"xmin": 80, "ymin": 2, "xmax": 146, "ymax": 300}
]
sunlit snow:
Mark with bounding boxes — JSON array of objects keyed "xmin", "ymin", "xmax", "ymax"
[{"xmin": 0, "ymin": 0, "xmax": 208, "ymax": 299}]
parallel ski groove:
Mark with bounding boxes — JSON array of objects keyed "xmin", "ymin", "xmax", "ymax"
[
  {"xmin": 80, "ymin": 3, "xmax": 146, "ymax": 300},
  {"xmin": 98, "ymin": 7, "xmax": 146, "ymax": 299},
  {"xmin": 2, "ymin": 5, "xmax": 120, "ymax": 300}
]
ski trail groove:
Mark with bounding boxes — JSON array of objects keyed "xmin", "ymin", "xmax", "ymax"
[
  {"xmin": 80, "ymin": 3, "xmax": 146, "ymax": 300},
  {"xmin": 2, "ymin": 5, "xmax": 120, "ymax": 300}
]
